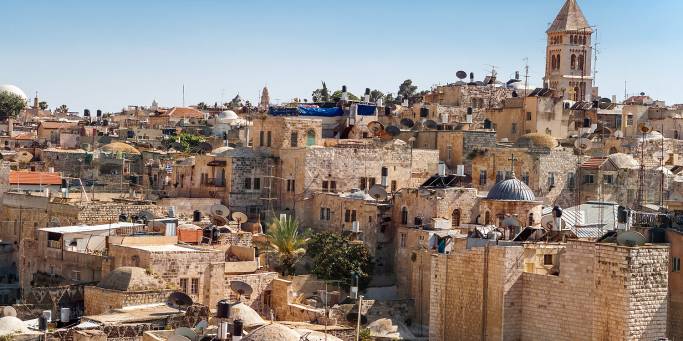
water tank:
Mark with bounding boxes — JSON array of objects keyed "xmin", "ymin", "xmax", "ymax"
[
  {"xmin": 193, "ymin": 210, "xmax": 201, "ymax": 222},
  {"xmin": 216, "ymin": 300, "xmax": 231, "ymax": 319}
]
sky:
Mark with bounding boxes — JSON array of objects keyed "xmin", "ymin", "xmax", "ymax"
[{"xmin": 2, "ymin": 0, "xmax": 682, "ymax": 113}]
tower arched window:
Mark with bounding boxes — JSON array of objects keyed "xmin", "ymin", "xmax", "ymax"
[
  {"xmin": 571, "ymin": 54, "xmax": 576, "ymax": 69},
  {"xmin": 578, "ymin": 55, "xmax": 584, "ymax": 71},
  {"xmin": 556, "ymin": 55, "xmax": 561, "ymax": 69},
  {"xmin": 551, "ymin": 55, "xmax": 556, "ymax": 70}
]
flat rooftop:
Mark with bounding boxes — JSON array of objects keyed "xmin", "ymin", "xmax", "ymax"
[
  {"xmin": 38, "ymin": 222, "xmax": 144, "ymax": 234},
  {"xmin": 123, "ymin": 244, "xmax": 215, "ymax": 253}
]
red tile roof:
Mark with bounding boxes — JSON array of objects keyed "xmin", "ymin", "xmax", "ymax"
[
  {"xmin": 12, "ymin": 132, "xmax": 35, "ymax": 140},
  {"xmin": 164, "ymin": 107, "xmax": 204, "ymax": 119},
  {"xmin": 9, "ymin": 171, "xmax": 62, "ymax": 185},
  {"xmin": 580, "ymin": 157, "xmax": 607, "ymax": 170},
  {"xmin": 39, "ymin": 121, "xmax": 78, "ymax": 129}
]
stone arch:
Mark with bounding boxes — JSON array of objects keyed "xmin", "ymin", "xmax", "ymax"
[{"xmin": 452, "ymin": 209, "xmax": 461, "ymax": 227}]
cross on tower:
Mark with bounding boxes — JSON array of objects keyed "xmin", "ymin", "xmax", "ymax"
[{"xmin": 508, "ymin": 154, "xmax": 518, "ymax": 179}]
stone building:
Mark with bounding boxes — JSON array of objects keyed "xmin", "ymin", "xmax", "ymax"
[
  {"xmin": 250, "ymin": 115, "xmax": 323, "ymax": 154},
  {"xmin": 421, "ymin": 82, "xmax": 514, "ymax": 125},
  {"xmin": 41, "ymin": 148, "xmax": 91, "ymax": 178},
  {"xmin": 429, "ymin": 239, "xmax": 669, "ymax": 341},
  {"xmin": 479, "ymin": 173, "xmax": 544, "ymax": 238},
  {"xmin": 485, "ymin": 93, "xmax": 570, "ymax": 142}
]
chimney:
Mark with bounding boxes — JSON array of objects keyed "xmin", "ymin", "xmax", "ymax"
[
  {"xmin": 341, "ymin": 85, "xmax": 348, "ymax": 101},
  {"xmin": 515, "ymin": 71, "xmax": 520, "ymax": 80},
  {"xmin": 364, "ymin": 88, "xmax": 371, "ymax": 103},
  {"xmin": 232, "ymin": 320, "xmax": 243, "ymax": 341},
  {"xmin": 470, "ymin": 72, "xmax": 475, "ymax": 82}
]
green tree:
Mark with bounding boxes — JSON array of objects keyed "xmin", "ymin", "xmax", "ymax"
[
  {"xmin": 330, "ymin": 90, "xmax": 359, "ymax": 102},
  {"xmin": 369, "ymin": 89, "xmax": 384, "ymax": 102},
  {"xmin": 265, "ymin": 216, "xmax": 309, "ymax": 276},
  {"xmin": 312, "ymin": 81, "xmax": 330, "ymax": 102},
  {"xmin": 38, "ymin": 101, "xmax": 48, "ymax": 110},
  {"xmin": 307, "ymin": 232, "xmax": 373, "ymax": 289},
  {"xmin": 176, "ymin": 132, "xmax": 206, "ymax": 153},
  {"xmin": 229, "ymin": 94, "xmax": 243, "ymax": 108},
  {"xmin": 55, "ymin": 104, "xmax": 69, "ymax": 114},
  {"xmin": 0, "ymin": 92, "xmax": 26, "ymax": 119},
  {"xmin": 397, "ymin": 79, "xmax": 418, "ymax": 101}
]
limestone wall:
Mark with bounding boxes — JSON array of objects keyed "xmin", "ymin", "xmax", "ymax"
[{"xmin": 84, "ymin": 286, "xmax": 173, "ymax": 315}]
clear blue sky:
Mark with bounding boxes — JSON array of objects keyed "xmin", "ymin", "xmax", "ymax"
[{"xmin": 2, "ymin": 0, "xmax": 682, "ymax": 112}]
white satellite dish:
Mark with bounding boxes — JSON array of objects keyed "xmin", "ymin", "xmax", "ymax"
[
  {"xmin": 574, "ymin": 138, "xmax": 591, "ymax": 152},
  {"xmin": 368, "ymin": 184, "xmax": 388, "ymax": 201},
  {"xmin": 616, "ymin": 230, "xmax": 647, "ymax": 247},
  {"xmin": 613, "ymin": 130, "xmax": 624, "ymax": 139},
  {"xmin": 638, "ymin": 122, "xmax": 653, "ymax": 134},
  {"xmin": 231, "ymin": 211, "xmax": 248, "ymax": 225},
  {"xmin": 0, "ymin": 306, "xmax": 17, "ymax": 317},
  {"xmin": 210, "ymin": 204, "xmax": 230, "ymax": 217}
]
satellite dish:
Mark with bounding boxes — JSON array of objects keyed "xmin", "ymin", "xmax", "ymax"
[
  {"xmin": 638, "ymin": 122, "xmax": 653, "ymax": 134},
  {"xmin": 385, "ymin": 125, "xmax": 401, "ymax": 137},
  {"xmin": 616, "ymin": 230, "xmax": 647, "ymax": 247},
  {"xmin": 231, "ymin": 211, "xmax": 248, "ymax": 224},
  {"xmin": 456, "ymin": 70, "xmax": 468, "ymax": 80},
  {"xmin": 368, "ymin": 184, "xmax": 388, "ymax": 201},
  {"xmin": 613, "ymin": 130, "xmax": 624, "ymax": 139},
  {"xmin": 210, "ymin": 204, "xmax": 230, "ymax": 217},
  {"xmin": 175, "ymin": 327, "xmax": 198, "ymax": 341},
  {"xmin": 211, "ymin": 215, "xmax": 228, "ymax": 227},
  {"xmin": 230, "ymin": 281, "xmax": 254, "ymax": 298},
  {"xmin": 424, "ymin": 120, "xmax": 438, "ymax": 129},
  {"xmin": 138, "ymin": 210, "xmax": 155, "ymax": 222},
  {"xmin": 14, "ymin": 151, "xmax": 33, "ymax": 163},
  {"xmin": 366, "ymin": 121, "xmax": 385, "ymax": 136},
  {"xmin": 0, "ymin": 306, "xmax": 17, "ymax": 317},
  {"xmin": 167, "ymin": 291, "xmax": 193, "ymax": 309},
  {"xmin": 400, "ymin": 118, "xmax": 415, "ymax": 128},
  {"xmin": 574, "ymin": 138, "xmax": 591, "ymax": 152},
  {"xmin": 168, "ymin": 336, "xmax": 191, "ymax": 341}
]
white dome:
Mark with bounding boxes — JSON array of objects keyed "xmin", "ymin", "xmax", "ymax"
[
  {"xmin": 218, "ymin": 110, "xmax": 239, "ymax": 121},
  {"xmin": 0, "ymin": 85, "xmax": 28, "ymax": 101},
  {"xmin": 0, "ymin": 316, "xmax": 29, "ymax": 336}
]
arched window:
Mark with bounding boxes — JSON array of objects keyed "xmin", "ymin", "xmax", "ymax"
[
  {"xmin": 306, "ymin": 130, "xmax": 316, "ymax": 146},
  {"xmin": 571, "ymin": 54, "xmax": 576, "ymax": 69},
  {"xmin": 401, "ymin": 207, "xmax": 408, "ymax": 225},
  {"xmin": 551, "ymin": 55, "xmax": 556, "ymax": 70},
  {"xmin": 578, "ymin": 55, "xmax": 584, "ymax": 71},
  {"xmin": 674, "ymin": 130, "xmax": 679, "ymax": 139},
  {"xmin": 485, "ymin": 211, "xmax": 491, "ymax": 225},
  {"xmin": 452, "ymin": 209, "xmax": 461, "ymax": 227},
  {"xmin": 556, "ymin": 55, "xmax": 561, "ymax": 69}
]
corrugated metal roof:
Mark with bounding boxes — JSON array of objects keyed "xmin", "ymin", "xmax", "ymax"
[
  {"xmin": 9, "ymin": 171, "xmax": 61, "ymax": 185},
  {"xmin": 38, "ymin": 222, "xmax": 143, "ymax": 234}
]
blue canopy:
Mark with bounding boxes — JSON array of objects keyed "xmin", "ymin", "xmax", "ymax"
[
  {"xmin": 297, "ymin": 106, "xmax": 344, "ymax": 117},
  {"xmin": 357, "ymin": 104, "xmax": 377, "ymax": 116}
]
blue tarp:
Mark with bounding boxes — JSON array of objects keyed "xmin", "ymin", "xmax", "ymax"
[
  {"xmin": 357, "ymin": 104, "xmax": 377, "ymax": 116},
  {"xmin": 297, "ymin": 106, "xmax": 344, "ymax": 117},
  {"xmin": 269, "ymin": 107, "xmax": 298, "ymax": 116}
]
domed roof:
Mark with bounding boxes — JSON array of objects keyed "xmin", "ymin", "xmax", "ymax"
[
  {"xmin": 211, "ymin": 146, "xmax": 234, "ymax": 156},
  {"xmin": 218, "ymin": 110, "xmax": 239, "ymax": 121},
  {"xmin": 245, "ymin": 323, "xmax": 300, "ymax": 341},
  {"xmin": 100, "ymin": 142, "xmax": 141, "ymax": 155},
  {"xmin": 515, "ymin": 133, "xmax": 558, "ymax": 149},
  {"xmin": 97, "ymin": 267, "xmax": 165, "ymax": 291},
  {"xmin": 0, "ymin": 85, "xmax": 28, "ymax": 101},
  {"xmin": 293, "ymin": 329, "xmax": 343, "ymax": 341},
  {"xmin": 0, "ymin": 316, "xmax": 29, "ymax": 336},
  {"xmin": 486, "ymin": 176, "xmax": 536, "ymax": 201}
]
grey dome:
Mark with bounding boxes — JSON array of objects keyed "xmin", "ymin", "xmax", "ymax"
[{"xmin": 486, "ymin": 177, "xmax": 536, "ymax": 201}]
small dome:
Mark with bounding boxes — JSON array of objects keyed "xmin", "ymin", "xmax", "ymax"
[
  {"xmin": 515, "ymin": 133, "xmax": 558, "ymax": 149},
  {"xmin": 486, "ymin": 177, "xmax": 536, "ymax": 201},
  {"xmin": 608, "ymin": 153, "xmax": 639, "ymax": 169},
  {"xmin": 211, "ymin": 146, "xmax": 234, "ymax": 156},
  {"xmin": 294, "ymin": 329, "xmax": 343, "ymax": 341},
  {"xmin": 245, "ymin": 323, "xmax": 300, "ymax": 340},
  {"xmin": 218, "ymin": 110, "xmax": 239, "ymax": 121},
  {"xmin": 100, "ymin": 142, "xmax": 141, "ymax": 155},
  {"xmin": 97, "ymin": 267, "xmax": 164, "ymax": 291},
  {"xmin": 0, "ymin": 316, "xmax": 29, "ymax": 336},
  {"xmin": 0, "ymin": 84, "xmax": 28, "ymax": 101}
]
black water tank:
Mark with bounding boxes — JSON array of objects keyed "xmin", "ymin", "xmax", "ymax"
[
  {"xmin": 552, "ymin": 206, "xmax": 563, "ymax": 218},
  {"xmin": 38, "ymin": 316, "xmax": 47, "ymax": 331},
  {"xmin": 193, "ymin": 210, "xmax": 201, "ymax": 222},
  {"xmin": 119, "ymin": 214, "xmax": 128, "ymax": 222},
  {"xmin": 216, "ymin": 300, "xmax": 231, "ymax": 319},
  {"xmin": 617, "ymin": 206, "xmax": 628, "ymax": 223},
  {"xmin": 233, "ymin": 319, "xmax": 243, "ymax": 336}
]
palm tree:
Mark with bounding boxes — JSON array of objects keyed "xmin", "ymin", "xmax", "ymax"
[
  {"xmin": 265, "ymin": 216, "xmax": 308, "ymax": 276},
  {"xmin": 56, "ymin": 104, "xmax": 69, "ymax": 114}
]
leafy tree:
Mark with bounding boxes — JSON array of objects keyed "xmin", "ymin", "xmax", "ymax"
[
  {"xmin": 397, "ymin": 79, "xmax": 418, "ymax": 101},
  {"xmin": 312, "ymin": 81, "xmax": 330, "ymax": 102},
  {"xmin": 196, "ymin": 102, "xmax": 209, "ymax": 110},
  {"xmin": 0, "ymin": 92, "xmax": 26, "ymax": 119},
  {"xmin": 229, "ymin": 94, "xmax": 243, "ymax": 108},
  {"xmin": 307, "ymin": 232, "xmax": 373, "ymax": 289},
  {"xmin": 265, "ymin": 216, "xmax": 309, "ymax": 276},
  {"xmin": 369, "ymin": 89, "xmax": 384, "ymax": 102},
  {"xmin": 38, "ymin": 101, "xmax": 48, "ymax": 110},
  {"xmin": 177, "ymin": 132, "xmax": 206, "ymax": 153},
  {"xmin": 55, "ymin": 104, "xmax": 69, "ymax": 114},
  {"xmin": 330, "ymin": 90, "xmax": 359, "ymax": 102},
  {"xmin": 384, "ymin": 93, "xmax": 396, "ymax": 105}
]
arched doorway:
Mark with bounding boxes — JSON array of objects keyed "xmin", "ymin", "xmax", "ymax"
[{"xmin": 452, "ymin": 209, "xmax": 461, "ymax": 227}]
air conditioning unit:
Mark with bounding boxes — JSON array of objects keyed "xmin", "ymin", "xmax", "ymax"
[{"xmin": 352, "ymin": 221, "xmax": 360, "ymax": 233}]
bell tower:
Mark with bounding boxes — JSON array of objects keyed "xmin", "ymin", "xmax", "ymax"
[{"xmin": 544, "ymin": 0, "xmax": 593, "ymax": 102}]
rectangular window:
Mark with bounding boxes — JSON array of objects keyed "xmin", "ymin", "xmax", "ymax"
[
  {"xmin": 290, "ymin": 132, "xmax": 298, "ymax": 147},
  {"xmin": 548, "ymin": 172, "xmax": 556, "ymax": 187},
  {"xmin": 259, "ymin": 131, "xmax": 265, "ymax": 147},
  {"xmin": 391, "ymin": 180, "xmax": 397, "ymax": 193},
  {"xmin": 351, "ymin": 210, "xmax": 357, "ymax": 222},
  {"xmin": 526, "ymin": 112, "xmax": 532, "ymax": 121},
  {"xmin": 604, "ymin": 174, "xmax": 614, "ymax": 185},
  {"xmin": 322, "ymin": 180, "xmax": 329, "ymax": 192},
  {"xmin": 673, "ymin": 257, "xmax": 681, "ymax": 272},
  {"xmin": 72, "ymin": 270, "xmax": 81, "ymax": 282},
  {"xmin": 543, "ymin": 254, "xmax": 553, "ymax": 266},
  {"xmin": 447, "ymin": 145, "xmax": 452, "ymax": 161},
  {"xmin": 180, "ymin": 278, "xmax": 188, "ymax": 293},
  {"xmin": 286, "ymin": 179, "xmax": 295, "ymax": 192},
  {"xmin": 191, "ymin": 278, "xmax": 199, "ymax": 294},
  {"xmin": 479, "ymin": 170, "xmax": 487, "ymax": 186},
  {"xmin": 584, "ymin": 174, "xmax": 594, "ymax": 184},
  {"xmin": 368, "ymin": 178, "xmax": 376, "ymax": 188},
  {"xmin": 345, "ymin": 209, "xmax": 351, "ymax": 223},
  {"xmin": 320, "ymin": 208, "xmax": 326, "ymax": 220},
  {"xmin": 496, "ymin": 171, "xmax": 505, "ymax": 183},
  {"xmin": 253, "ymin": 178, "xmax": 261, "ymax": 190},
  {"xmin": 360, "ymin": 178, "xmax": 367, "ymax": 190},
  {"xmin": 325, "ymin": 208, "xmax": 331, "ymax": 220},
  {"xmin": 400, "ymin": 233, "xmax": 407, "ymax": 248},
  {"xmin": 330, "ymin": 181, "xmax": 336, "ymax": 192},
  {"xmin": 381, "ymin": 167, "xmax": 388, "ymax": 177},
  {"xmin": 521, "ymin": 172, "xmax": 529, "ymax": 185},
  {"xmin": 511, "ymin": 123, "xmax": 517, "ymax": 134},
  {"xmin": 567, "ymin": 172, "xmax": 575, "ymax": 189},
  {"xmin": 267, "ymin": 131, "xmax": 272, "ymax": 147},
  {"xmin": 244, "ymin": 178, "xmax": 252, "ymax": 190}
]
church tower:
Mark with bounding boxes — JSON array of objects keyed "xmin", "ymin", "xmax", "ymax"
[{"xmin": 544, "ymin": 0, "xmax": 593, "ymax": 102}]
